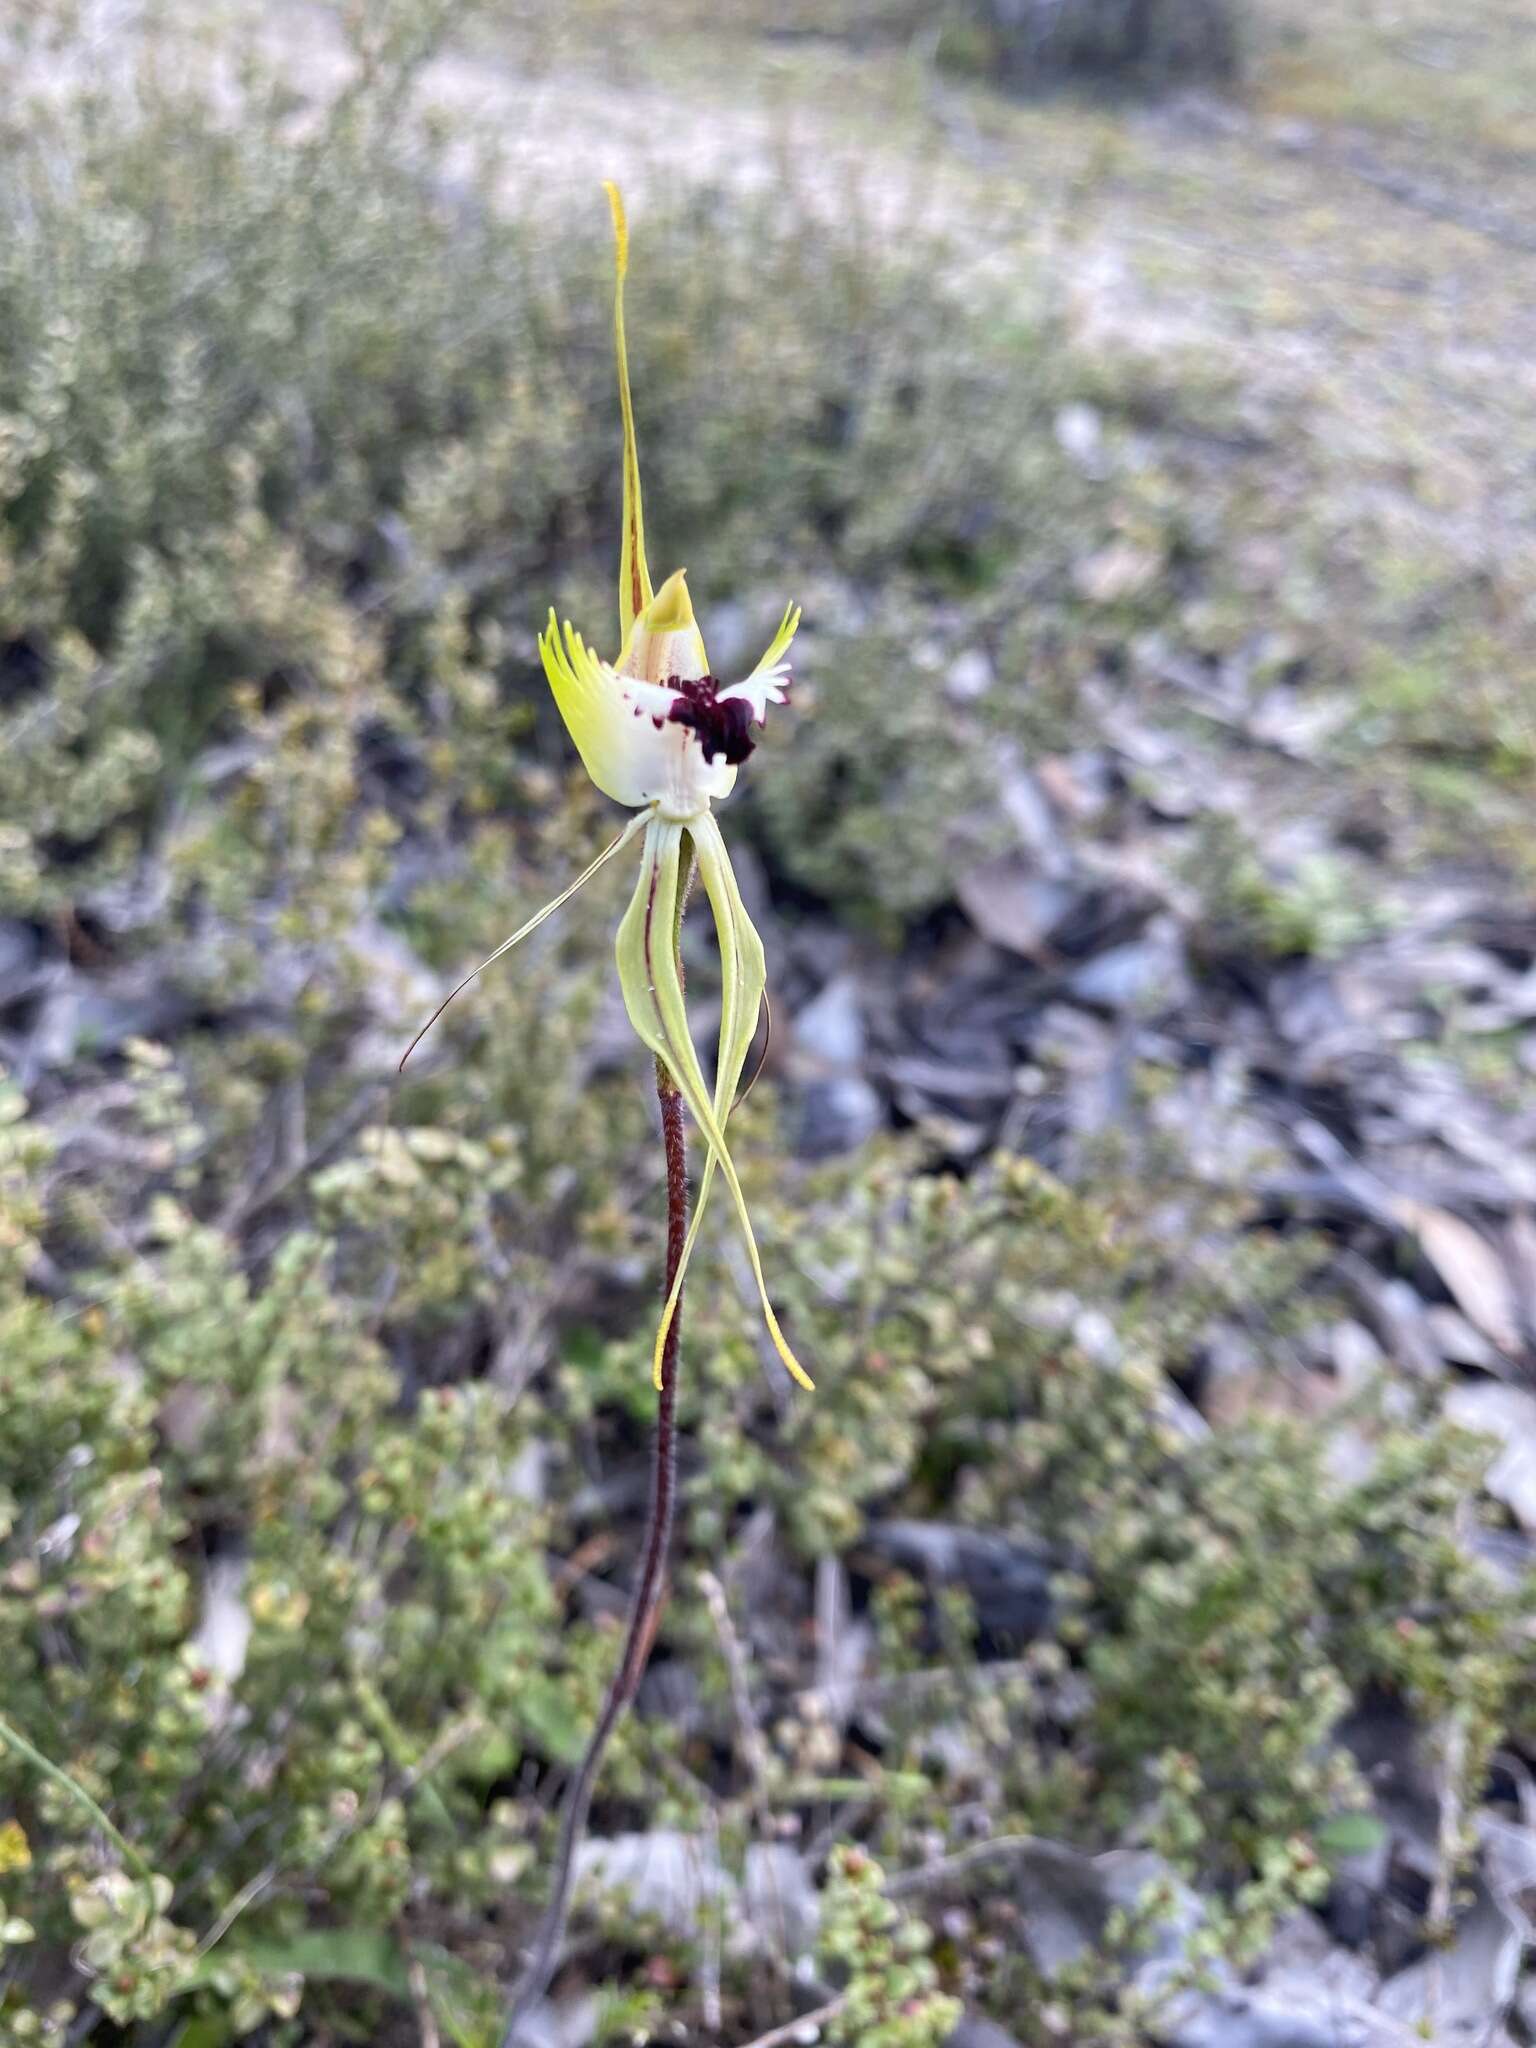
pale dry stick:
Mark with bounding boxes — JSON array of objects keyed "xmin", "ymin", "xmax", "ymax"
[
  {"xmin": 406, "ymin": 1951, "xmax": 442, "ymax": 2048},
  {"xmin": 814, "ymin": 1556, "xmax": 850, "ymax": 1721},
  {"xmin": 736, "ymin": 1992, "xmax": 850, "ymax": 2048},
  {"xmin": 698, "ymin": 1568, "xmax": 773, "ymax": 1815},
  {"xmin": 698, "ymin": 1564, "xmax": 816, "ymax": 1969},
  {"xmin": 698, "ymin": 1798, "xmax": 724, "ymax": 2037},
  {"xmin": 1429, "ymin": 1704, "xmax": 1469, "ymax": 1938},
  {"xmin": 1427, "ymin": 1703, "xmax": 1470, "ymax": 2037},
  {"xmin": 883, "ymin": 1831, "xmax": 1045, "ymax": 1899}
]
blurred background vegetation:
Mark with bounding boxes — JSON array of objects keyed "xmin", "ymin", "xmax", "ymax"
[{"xmin": 2, "ymin": 1, "xmax": 1535, "ymax": 2042}]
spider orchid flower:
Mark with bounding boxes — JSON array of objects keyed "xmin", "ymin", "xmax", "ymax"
[{"xmin": 405, "ymin": 184, "xmax": 810, "ymax": 1393}]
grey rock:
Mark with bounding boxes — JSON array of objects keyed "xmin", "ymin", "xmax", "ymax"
[
  {"xmin": 573, "ymin": 1829, "xmax": 726, "ymax": 1941},
  {"xmin": 945, "ymin": 647, "xmax": 996, "ymax": 703},
  {"xmin": 997, "ymin": 751, "xmax": 1072, "ymax": 879},
  {"xmin": 1480, "ymin": 1812, "xmax": 1536, "ymax": 1935},
  {"xmin": 24, "ymin": 984, "xmax": 80, "ymax": 1073},
  {"xmin": 795, "ymin": 1074, "xmax": 883, "ymax": 1158},
  {"xmin": 1330, "ymin": 1319, "xmax": 1386, "ymax": 1389},
  {"xmin": 1444, "ymin": 1381, "xmax": 1536, "ymax": 1531},
  {"xmin": 1378, "ymin": 1884, "xmax": 1520, "ymax": 2038},
  {"xmin": 1068, "ymin": 918, "xmax": 1187, "ymax": 1012},
  {"xmin": 945, "ymin": 2020, "xmax": 1026, "ymax": 2048},
  {"xmin": 973, "ymin": 1837, "xmax": 1206, "ymax": 1986},
  {"xmin": 15, "ymin": 972, "xmax": 187, "ymax": 1077},
  {"xmin": 502, "ymin": 1996, "xmax": 600, "ymax": 2048},
  {"xmin": 862, "ymin": 1520, "xmax": 1056, "ymax": 1648},
  {"xmin": 1158, "ymin": 1982, "xmax": 1374, "ymax": 2048},
  {"xmin": 1151, "ymin": 1906, "xmax": 1400, "ymax": 2048},
  {"xmin": 1003, "ymin": 1837, "xmax": 1135, "ymax": 1976},
  {"xmin": 1054, "ymin": 401, "xmax": 1106, "ymax": 474},
  {"xmin": 791, "ymin": 973, "xmax": 883, "ymax": 1156},
  {"xmin": 793, "ymin": 974, "xmax": 866, "ymax": 1069},
  {"xmin": 0, "ymin": 922, "xmax": 40, "ymax": 987},
  {"xmin": 571, "ymin": 1831, "xmax": 818, "ymax": 1961},
  {"xmin": 189, "ymin": 1556, "xmax": 252, "ymax": 1691},
  {"xmin": 1157, "ymin": 1991, "xmax": 1366, "ymax": 2048},
  {"xmin": 1071, "ymin": 1307, "xmax": 1121, "ymax": 1365},
  {"xmin": 958, "ymin": 854, "xmax": 1075, "ymax": 958},
  {"xmin": 1467, "ymin": 1524, "xmax": 1536, "ymax": 1588},
  {"xmin": 742, "ymin": 1844, "xmax": 819, "ymax": 1958},
  {"xmin": 1100, "ymin": 1849, "xmax": 1208, "ymax": 1991},
  {"xmin": 76, "ymin": 983, "xmax": 189, "ymax": 1056}
]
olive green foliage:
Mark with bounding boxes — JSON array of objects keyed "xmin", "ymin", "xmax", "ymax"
[
  {"xmin": 0, "ymin": 5, "xmax": 1530, "ymax": 2045},
  {"xmin": 0, "ymin": 3, "xmax": 1069, "ymax": 929},
  {"xmin": 723, "ymin": 1155, "xmax": 1520, "ymax": 1865},
  {"xmin": 5, "ymin": 1062, "xmax": 1526, "ymax": 2043},
  {"xmin": 1182, "ymin": 815, "xmax": 1385, "ymax": 963},
  {"xmin": 750, "ymin": 625, "xmax": 1008, "ymax": 930},
  {"xmin": 818, "ymin": 1847, "xmax": 960, "ymax": 2048}
]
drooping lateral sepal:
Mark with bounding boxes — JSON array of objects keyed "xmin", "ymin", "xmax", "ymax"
[
  {"xmin": 616, "ymin": 816, "xmax": 812, "ymax": 1391},
  {"xmin": 401, "ymin": 812, "xmax": 649, "ymax": 1069},
  {"xmin": 648, "ymin": 810, "xmax": 782, "ymax": 1386}
]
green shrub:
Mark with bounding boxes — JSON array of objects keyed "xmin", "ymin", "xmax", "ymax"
[
  {"xmin": 1, "ymin": 1053, "xmax": 1528, "ymax": 2042},
  {"xmin": 0, "ymin": 0, "xmax": 1074, "ymax": 929},
  {"xmin": 0, "ymin": 5, "xmax": 1529, "ymax": 2043},
  {"xmin": 818, "ymin": 1846, "xmax": 961, "ymax": 2048},
  {"xmin": 1181, "ymin": 814, "xmax": 1386, "ymax": 962}
]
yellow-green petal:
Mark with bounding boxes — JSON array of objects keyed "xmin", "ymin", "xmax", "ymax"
[
  {"xmin": 748, "ymin": 601, "xmax": 802, "ymax": 679},
  {"xmin": 538, "ymin": 610, "xmax": 642, "ymax": 808}
]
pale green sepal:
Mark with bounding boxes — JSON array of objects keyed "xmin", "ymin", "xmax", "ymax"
[
  {"xmin": 649, "ymin": 812, "xmax": 777, "ymax": 1387},
  {"xmin": 616, "ymin": 817, "xmax": 812, "ymax": 1391},
  {"xmin": 401, "ymin": 811, "xmax": 648, "ymax": 1070}
]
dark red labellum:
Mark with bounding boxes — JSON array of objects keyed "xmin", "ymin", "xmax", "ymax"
[{"xmin": 664, "ymin": 675, "xmax": 758, "ymax": 765}]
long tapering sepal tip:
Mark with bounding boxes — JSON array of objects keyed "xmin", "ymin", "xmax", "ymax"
[
  {"xmin": 399, "ymin": 815, "xmax": 647, "ymax": 1070},
  {"xmin": 651, "ymin": 1281, "xmax": 813, "ymax": 1393},
  {"xmin": 619, "ymin": 816, "xmax": 814, "ymax": 1397},
  {"xmin": 604, "ymin": 182, "xmax": 628, "ymax": 278}
]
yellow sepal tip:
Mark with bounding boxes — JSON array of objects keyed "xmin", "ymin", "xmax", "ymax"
[{"xmin": 604, "ymin": 181, "xmax": 628, "ymax": 278}]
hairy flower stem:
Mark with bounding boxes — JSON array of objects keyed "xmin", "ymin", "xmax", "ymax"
[{"xmin": 500, "ymin": 1060, "xmax": 689, "ymax": 2047}]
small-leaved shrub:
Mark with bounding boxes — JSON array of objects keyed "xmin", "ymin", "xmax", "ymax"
[{"xmin": 0, "ymin": 4, "xmax": 1528, "ymax": 2043}]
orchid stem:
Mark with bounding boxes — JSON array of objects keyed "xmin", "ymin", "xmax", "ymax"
[{"xmin": 500, "ymin": 1013, "xmax": 690, "ymax": 2048}]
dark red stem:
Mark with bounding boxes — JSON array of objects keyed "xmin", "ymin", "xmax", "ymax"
[{"xmin": 500, "ymin": 1063, "xmax": 688, "ymax": 2047}]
